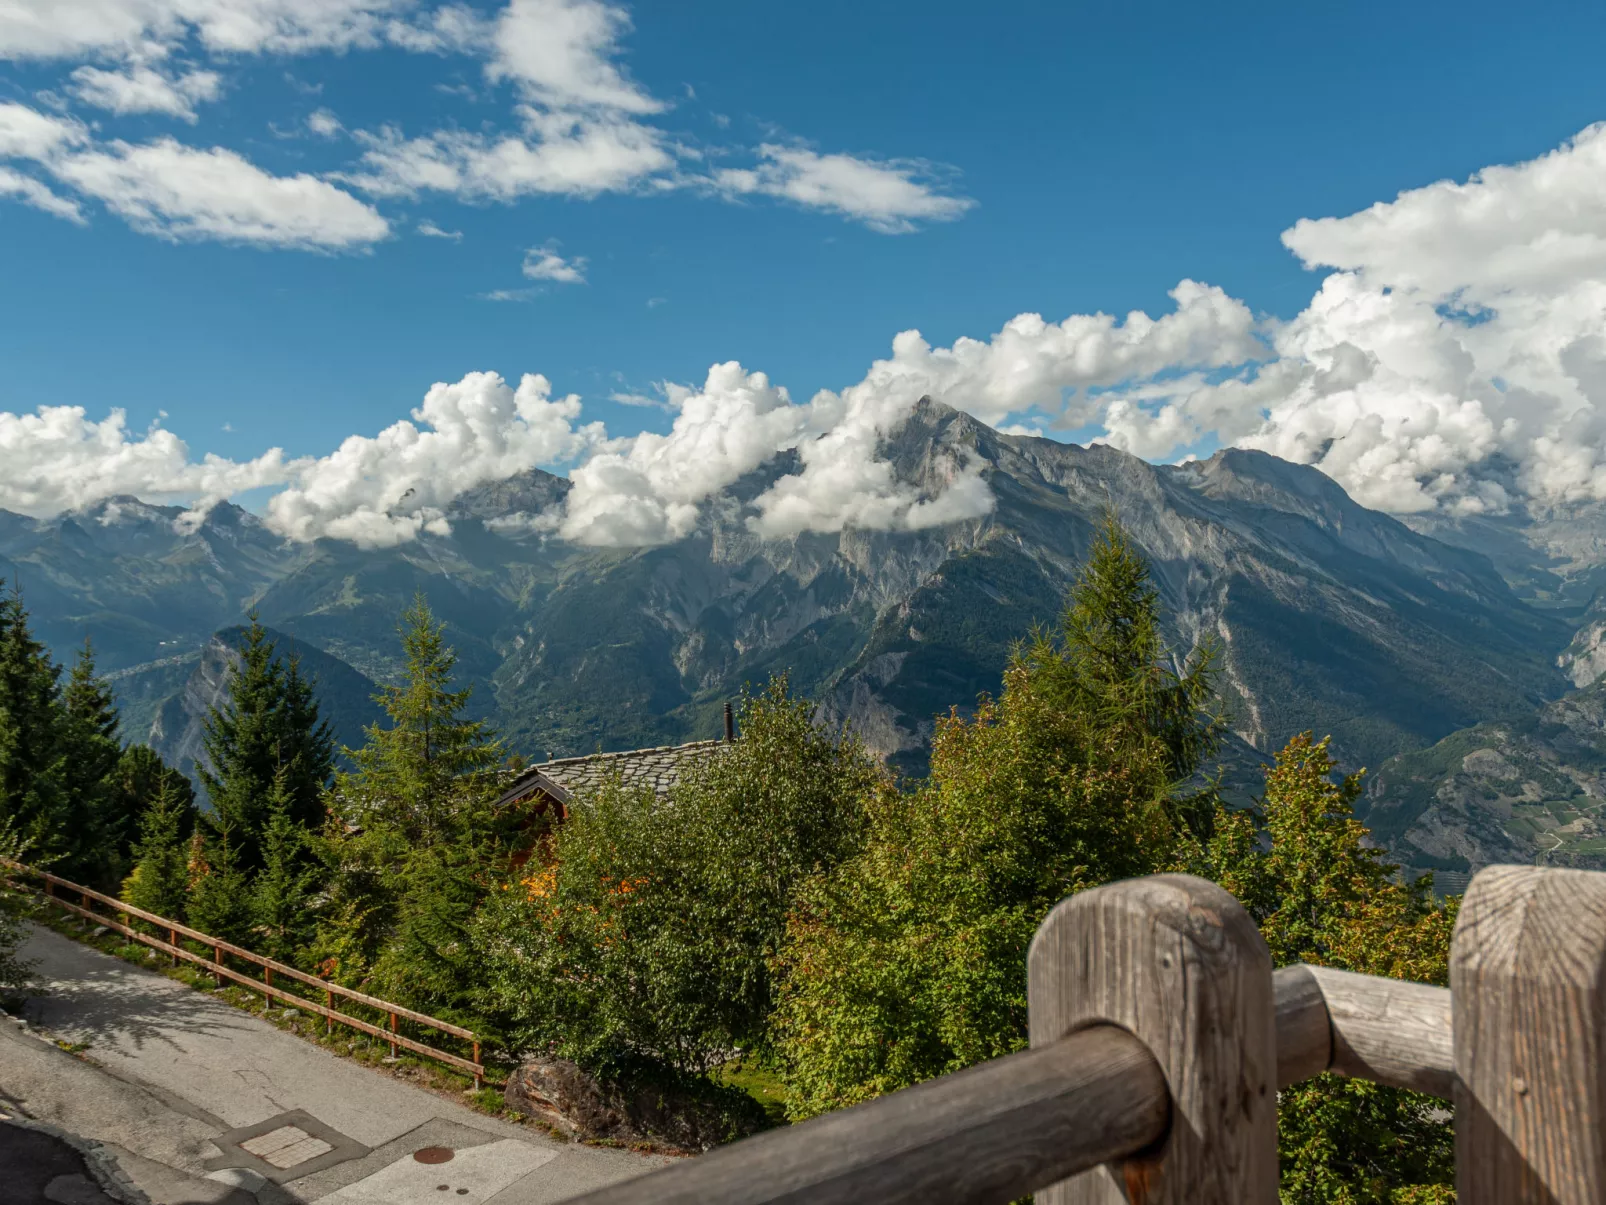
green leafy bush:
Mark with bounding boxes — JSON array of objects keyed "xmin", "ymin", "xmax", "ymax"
[{"xmin": 474, "ymin": 676, "xmax": 882, "ymax": 1079}]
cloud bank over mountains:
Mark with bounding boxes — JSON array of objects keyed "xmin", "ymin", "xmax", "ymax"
[
  {"xmin": 7, "ymin": 121, "xmax": 1606, "ymax": 547},
  {"xmin": 0, "ymin": 0, "xmax": 973, "ymax": 245}
]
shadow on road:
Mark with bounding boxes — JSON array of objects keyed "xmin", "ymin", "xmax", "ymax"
[{"xmin": 21, "ymin": 924, "xmax": 266, "ymax": 1057}]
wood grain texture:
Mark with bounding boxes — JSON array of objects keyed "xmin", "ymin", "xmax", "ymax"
[
  {"xmin": 1453, "ymin": 864, "xmax": 1606, "ymax": 1203},
  {"xmin": 1303, "ymin": 965, "xmax": 1453, "ymax": 1098},
  {"xmin": 1274, "ymin": 964, "xmax": 1332, "ymax": 1089},
  {"xmin": 1027, "ymin": 874, "xmax": 1278, "ymax": 1205},
  {"xmin": 557, "ymin": 1025, "xmax": 1168, "ymax": 1205}
]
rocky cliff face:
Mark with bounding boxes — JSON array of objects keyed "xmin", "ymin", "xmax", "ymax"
[{"xmin": 1366, "ymin": 680, "xmax": 1606, "ymax": 891}]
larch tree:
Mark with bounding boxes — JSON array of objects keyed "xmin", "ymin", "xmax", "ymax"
[
  {"xmin": 772, "ymin": 513, "xmax": 1221, "ymax": 1118},
  {"xmin": 1191, "ymin": 734, "xmax": 1457, "ymax": 1205},
  {"xmin": 314, "ymin": 594, "xmax": 509, "ymax": 1013}
]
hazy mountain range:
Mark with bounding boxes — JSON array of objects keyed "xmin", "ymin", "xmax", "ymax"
[{"xmin": 8, "ymin": 398, "xmax": 1606, "ymax": 882}]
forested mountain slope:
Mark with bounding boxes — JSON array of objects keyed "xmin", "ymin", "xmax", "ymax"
[{"xmin": 7, "ymin": 400, "xmax": 1572, "ymax": 783}]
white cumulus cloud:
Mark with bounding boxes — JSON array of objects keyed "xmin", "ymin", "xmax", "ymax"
[
  {"xmin": 0, "ymin": 0, "xmax": 411, "ymax": 60},
  {"xmin": 0, "ymin": 102, "xmax": 87, "ymax": 159},
  {"xmin": 488, "ymin": 0, "xmax": 660, "ymax": 115},
  {"xmin": 265, "ymin": 370, "xmax": 603, "ymax": 546},
  {"xmin": 0, "ymin": 166, "xmax": 84, "ymax": 222},
  {"xmin": 306, "ymin": 107, "xmax": 343, "ymax": 138},
  {"xmin": 51, "ymin": 136, "xmax": 390, "ymax": 248},
  {"xmin": 560, "ymin": 363, "xmax": 813, "ymax": 545},
  {"xmin": 341, "ymin": 110, "xmax": 672, "ymax": 200},
  {"xmin": 0, "ymin": 99, "xmax": 389, "ymax": 249},
  {"xmin": 69, "ymin": 63, "xmax": 223, "ymax": 121},
  {"xmin": 0, "ymin": 405, "xmax": 289, "ymax": 516},
  {"xmin": 1093, "ymin": 122, "xmax": 1606, "ymax": 517},
  {"xmin": 14, "ymin": 124, "xmax": 1606, "ymax": 547}
]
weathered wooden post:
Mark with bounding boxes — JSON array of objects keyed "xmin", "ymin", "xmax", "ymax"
[
  {"xmin": 1453, "ymin": 864, "xmax": 1606, "ymax": 1203},
  {"xmin": 1028, "ymin": 873, "xmax": 1278, "ymax": 1204}
]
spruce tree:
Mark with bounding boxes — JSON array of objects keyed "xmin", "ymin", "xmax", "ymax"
[
  {"xmin": 0, "ymin": 583, "xmax": 70, "ymax": 865},
  {"xmin": 61, "ymin": 639, "xmax": 127, "ymax": 884},
  {"xmin": 249, "ymin": 767, "xmax": 320, "ymax": 962},
  {"xmin": 200, "ymin": 617, "xmax": 335, "ymax": 870},
  {"xmin": 108, "ymin": 744, "xmax": 195, "ymax": 854},
  {"xmin": 186, "ymin": 825, "xmax": 253, "ymax": 945},
  {"xmin": 122, "ymin": 777, "xmax": 193, "ymax": 924}
]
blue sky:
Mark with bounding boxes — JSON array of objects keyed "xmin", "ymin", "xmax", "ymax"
[{"xmin": 4, "ymin": 0, "xmax": 1606, "ymax": 546}]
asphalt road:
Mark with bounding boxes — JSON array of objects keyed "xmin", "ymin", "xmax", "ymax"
[{"xmin": 0, "ymin": 922, "xmax": 663, "ymax": 1204}]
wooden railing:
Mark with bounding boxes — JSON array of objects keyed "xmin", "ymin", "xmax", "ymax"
[
  {"xmin": 559, "ymin": 865, "xmax": 1606, "ymax": 1205},
  {"xmin": 4, "ymin": 858, "xmax": 484, "ymax": 1089}
]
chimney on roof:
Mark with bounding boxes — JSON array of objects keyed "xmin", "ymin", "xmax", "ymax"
[{"xmin": 724, "ymin": 701, "xmax": 735, "ymax": 743}]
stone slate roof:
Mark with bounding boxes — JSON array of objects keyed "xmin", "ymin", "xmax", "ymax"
[{"xmin": 495, "ymin": 739, "xmax": 728, "ymax": 809}]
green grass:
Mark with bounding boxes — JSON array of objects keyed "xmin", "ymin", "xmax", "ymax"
[{"xmin": 711, "ymin": 1057, "xmax": 789, "ymax": 1127}]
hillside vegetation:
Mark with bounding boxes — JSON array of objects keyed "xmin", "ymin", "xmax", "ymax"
[{"xmin": 2, "ymin": 516, "xmax": 1461, "ymax": 1202}]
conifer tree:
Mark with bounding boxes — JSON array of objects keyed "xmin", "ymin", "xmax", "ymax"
[
  {"xmin": 1025, "ymin": 509, "xmax": 1222, "ymax": 835},
  {"xmin": 0, "ymin": 816, "xmax": 35, "ymax": 994},
  {"xmin": 773, "ymin": 514, "xmax": 1222, "ymax": 1117},
  {"xmin": 60, "ymin": 639, "xmax": 128, "ymax": 884},
  {"xmin": 317, "ymin": 594, "xmax": 507, "ymax": 1009},
  {"xmin": 186, "ymin": 825, "xmax": 253, "ymax": 945},
  {"xmin": 249, "ymin": 767, "xmax": 320, "ymax": 962},
  {"xmin": 200, "ymin": 617, "xmax": 335, "ymax": 870},
  {"xmin": 342, "ymin": 594, "xmax": 501, "ymax": 842},
  {"xmin": 122, "ymin": 777, "xmax": 193, "ymax": 924},
  {"xmin": 0, "ymin": 583, "xmax": 70, "ymax": 864},
  {"xmin": 108, "ymin": 745, "xmax": 195, "ymax": 856}
]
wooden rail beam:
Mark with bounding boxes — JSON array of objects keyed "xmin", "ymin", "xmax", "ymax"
[
  {"xmin": 38, "ymin": 894, "xmax": 487, "ymax": 1079},
  {"xmin": 557, "ymin": 1025, "xmax": 1168, "ymax": 1205},
  {"xmin": 9, "ymin": 861, "xmax": 485, "ymax": 1083},
  {"xmin": 1273, "ymin": 964, "xmax": 1454, "ymax": 1098}
]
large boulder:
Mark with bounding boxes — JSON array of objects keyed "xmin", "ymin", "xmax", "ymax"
[{"xmin": 504, "ymin": 1057, "xmax": 767, "ymax": 1153}]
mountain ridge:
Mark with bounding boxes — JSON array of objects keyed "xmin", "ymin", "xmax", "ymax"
[{"xmin": 8, "ymin": 400, "xmax": 1576, "ymax": 791}]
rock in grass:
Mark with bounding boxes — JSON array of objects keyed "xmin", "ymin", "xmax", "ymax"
[{"xmin": 504, "ymin": 1058, "xmax": 768, "ymax": 1153}]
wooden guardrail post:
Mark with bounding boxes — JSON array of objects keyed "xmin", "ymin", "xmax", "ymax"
[
  {"xmin": 1453, "ymin": 864, "xmax": 1606, "ymax": 1202},
  {"xmin": 1028, "ymin": 873, "xmax": 1278, "ymax": 1204}
]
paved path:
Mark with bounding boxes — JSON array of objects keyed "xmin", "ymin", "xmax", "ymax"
[{"xmin": 0, "ymin": 923, "xmax": 664, "ymax": 1204}]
